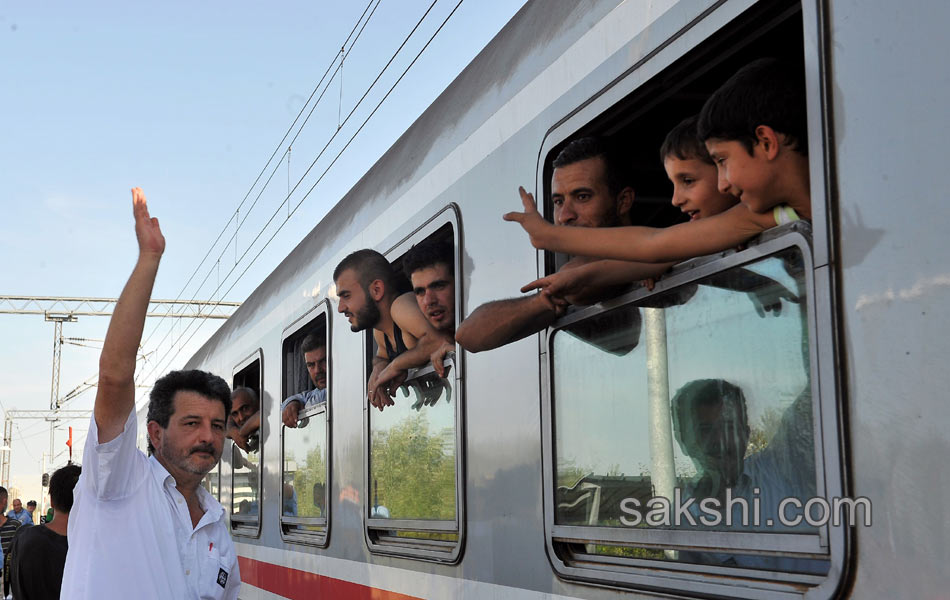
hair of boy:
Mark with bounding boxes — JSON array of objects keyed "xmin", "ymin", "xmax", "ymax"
[
  {"xmin": 146, "ymin": 369, "xmax": 232, "ymax": 453},
  {"xmin": 333, "ymin": 249, "xmax": 400, "ymax": 295},
  {"xmin": 697, "ymin": 57, "xmax": 808, "ymax": 156},
  {"xmin": 660, "ymin": 115, "xmax": 713, "ymax": 163},
  {"xmin": 552, "ymin": 136, "xmax": 631, "ymax": 198},
  {"xmin": 49, "ymin": 464, "xmax": 82, "ymax": 513},
  {"xmin": 301, "ymin": 332, "xmax": 324, "ymax": 354},
  {"xmin": 402, "ymin": 237, "xmax": 454, "ymax": 281}
]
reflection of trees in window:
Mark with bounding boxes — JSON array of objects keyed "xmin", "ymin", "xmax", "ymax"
[
  {"xmin": 284, "ymin": 444, "xmax": 327, "ymax": 518},
  {"xmin": 372, "ymin": 414, "xmax": 455, "ymax": 521}
]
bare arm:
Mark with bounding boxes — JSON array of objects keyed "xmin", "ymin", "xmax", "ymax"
[
  {"xmin": 376, "ymin": 294, "xmax": 453, "ymax": 382},
  {"xmin": 504, "ymin": 187, "xmax": 776, "ymax": 263},
  {"xmin": 523, "ymin": 259, "xmax": 674, "ymax": 306},
  {"xmin": 455, "ymin": 292, "xmax": 563, "ymax": 353},
  {"xmin": 95, "ymin": 188, "xmax": 165, "ymax": 444}
]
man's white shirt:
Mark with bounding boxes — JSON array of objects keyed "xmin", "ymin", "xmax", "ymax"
[{"xmin": 62, "ymin": 409, "xmax": 240, "ymax": 600}]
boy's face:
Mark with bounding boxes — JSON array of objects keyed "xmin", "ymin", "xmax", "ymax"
[
  {"xmin": 705, "ymin": 138, "xmax": 777, "ymax": 214},
  {"xmin": 663, "ymin": 156, "xmax": 738, "ymax": 220}
]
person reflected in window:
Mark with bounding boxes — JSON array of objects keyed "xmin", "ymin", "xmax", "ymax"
[
  {"xmin": 334, "ymin": 250, "xmax": 452, "ymax": 410},
  {"xmin": 402, "ymin": 237, "xmax": 456, "ymax": 377},
  {"xmin": 281, "ymin": 481, "xmax": 298, "ymax": 517},
  {"xmin": 671, "ymin": 379, "xmax": 815, "ymax": 523},
  {"xmin": 457, "ymin": 137, "xmax": 672, "ymax": 354},
  {"xmin": 281, "ymin": 335, "xmax": 328, "ymax": 428},
  {"xmin": 227, "ymin": 387, "xmax": 260, "ymax": 453}
]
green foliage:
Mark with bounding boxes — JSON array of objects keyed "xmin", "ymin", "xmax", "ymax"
[
  {"xmin": 287, "ymin": 441, "xmax": 328, "ymax": 518},
  {"xmin": 371, "ymin": 413, "xmax": 455, "ymax": 521}
]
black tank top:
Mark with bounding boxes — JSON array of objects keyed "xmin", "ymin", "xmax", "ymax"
[{"xmin": 384, "ymin": 321, "xmax": 408, "ymax": 359}]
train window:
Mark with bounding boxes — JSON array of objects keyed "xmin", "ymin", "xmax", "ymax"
[
  {"xmin": 230, "ymin": 351, "xmax": 262, "ymax": 536},
  {"xmin": 537, "ymin": 0, "xmax": 846, "ymax": 596},
  {"xmin": 365, "ymin": 214, "xmax": 465, "ymax": 562},
  {"xmin": 279, "ymin": 307, "xmax": 331, "ymax": 546}
]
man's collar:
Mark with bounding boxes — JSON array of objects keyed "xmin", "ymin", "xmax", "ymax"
[{"xmin": 148, "ymin": 454, "xmax": 226, "ymax": 524}]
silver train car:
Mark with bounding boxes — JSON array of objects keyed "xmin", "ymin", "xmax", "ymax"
[{"xmin": 184, "ymin": 0, "xmax": 949, "ymax": 598}]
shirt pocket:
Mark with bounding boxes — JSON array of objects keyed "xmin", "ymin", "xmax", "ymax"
[{"xmin": 199, "ymin": 549, "xmax": 231, "ymax": 600}]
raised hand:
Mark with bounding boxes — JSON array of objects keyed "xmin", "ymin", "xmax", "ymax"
[
  {"xmin": 503, "ymin": 186, "xmax": 553, "ymax": 249},
  {"xmin": 132, "ymin": 187, "xmax": 165, "ymax": 257}
]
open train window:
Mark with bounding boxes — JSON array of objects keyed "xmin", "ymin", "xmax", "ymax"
[
  {"xmin": 537, "ymin": 1, "xmax": 848, "ymax": 597},
  {"xmin": 200, "ymin": 460, "xmax": 220, "ymax": 501},
  {"xmin": 279, "ymin": 306, "xmax": 331, "ymax": 546},
  {"xmin": 362, "ymin": 210, "xmax": 465, "ymax": 563},
  {"xmin": 230, "ymin": 350, "xmax": 262, "ymax": 536}
]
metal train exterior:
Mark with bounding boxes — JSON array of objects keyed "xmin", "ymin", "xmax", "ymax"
[{"xmin": 182, "ymin": 0, "xmax": 949, "ymax": 598}]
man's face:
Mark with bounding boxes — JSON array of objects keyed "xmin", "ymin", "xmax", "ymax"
[
  {"xmin": 12, "ymin": 499, "xmax": 21, "ymax": 512},
  {"xmin": 705, "ymin": 138, "xmax": 777, "ymax": 214},
  {"xmin": 336, "ymin": 268, "xmax": 381, "ymax": 332},
  {"xmin": 410, "ymin": 263, "xmax": 455, "ymax": 334},
  {"xmin": 551, "ymin": 156, "xmax": 625, "ymax": 227},
  {"xmin": 690, "ymin": 398, "xmax": 748, "ymax": 486},
  {"xmin": 153, "ymin": 391, "xmax": 226, "ymax": 477},
  {"xmin": 229, "ymin": 391, "xmax": 258, "ymax": 429},
  {"xmin": 27, "ymin": 503, "xmax": 35, "ymax": 513},
  {"xmin": 305, "ymin": 346, "xmax": 328, "ymax": 390},
  {"xmin": 664, "ymin": 156, "xmax": 738, "ymax": 221}
]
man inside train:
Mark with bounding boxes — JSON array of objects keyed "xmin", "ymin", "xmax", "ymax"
[
  {"xmin": 334, "ymin": 249, "xmax": 453, "ymax": 410},
  {"xmin": 227, "ymin": 387, "xmax": 260, "ymax": 453},
  {"xmin": 456, "ymin": 136, "xmax": 671, "ymax": 353},
  {"xmin": 281, "ymin": 333, "xmax": 328, "ymax": 427},
  {"xmin": 402, "ymin": 236, "xmax": 456, "ymax": 377}
]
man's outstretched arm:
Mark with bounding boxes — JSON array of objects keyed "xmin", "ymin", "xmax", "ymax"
[
  {"xmin": 95, "ymin": 188, "xmax": 165, "ymax": 444},
  {"xmin": 455, "ymin": 293, "xmax": 563, "ymax": 353}
]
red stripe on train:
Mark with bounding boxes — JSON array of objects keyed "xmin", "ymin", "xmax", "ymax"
[{"xmin": 237, "ymin": 556, "xmax": 422, "ymax": 600}]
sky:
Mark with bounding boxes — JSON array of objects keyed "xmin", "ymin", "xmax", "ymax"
[{"xmin": 0, "ymin": 0, "xmax": 526, "ymax": 504}]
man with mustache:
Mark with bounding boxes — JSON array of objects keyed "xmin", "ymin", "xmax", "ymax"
[
  {"xmin": 402, "ymin": 237, "xmax": 456, "ymax": 377},
  {"xmin": 334, "ymin": 249, "xmax": 452, "ymax": 410},
  {"xmin": 61, "ymin": 189, "xmax": 240, "ymax": 599},
  {"xmin": 281, "ymin": 334, "xmax": 328, "ymax": 427},
  {"xmin": 228, "ymin": 387, "xmax": 260, "ymax": 452}
]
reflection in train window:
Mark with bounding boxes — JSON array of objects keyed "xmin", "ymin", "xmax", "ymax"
[
  {"xmin": 200, "ymin": 460, "xmax": 220, "ymax": 500},
  {"xmin": 280, "ymin": 308, "xmax": 330, "ymax": 545},
  {"xmin": 549, "ymin": 241, "xmax": 829, "ymax": 578},
  {"xmin": 367, "ymin": 215, "xmax": 464, "ymax": 561},
  {"xmin": 231, "ymin": 353, "xmax": 262, "ymax": 535}
]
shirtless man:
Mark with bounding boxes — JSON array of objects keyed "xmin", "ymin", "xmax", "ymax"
[{"xmin": 334, "ymin": 249, "xmax": 451, "ymax": 409}]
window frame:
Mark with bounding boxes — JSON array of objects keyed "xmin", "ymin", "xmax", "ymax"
[
  {"xmin": 362, "ymin": 203, "xmax": 466, "ymax": 563},
  {"xmin": 533, "ymin": 0, "xmax": 847, "ymax": 596},
  {"xmin": 278, "ymin": 301, "xmax": 333, "ymax": 547},
  {"xmin": 230, "ymin": 348, "xmax": 264, "ymax": 538}
]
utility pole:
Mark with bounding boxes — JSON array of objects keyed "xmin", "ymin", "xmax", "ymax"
[{"xmin": 1, "ymin": 295, "xmax": 241, "ymax": 493}]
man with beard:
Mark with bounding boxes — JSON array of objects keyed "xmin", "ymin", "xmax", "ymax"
[
  {"xmin": 334, "ymin": 249, "xmax": 451, "ymax": 410},
  {"xmin": 457, "ymin": 137, "xmax": 671, "ymax": 352},
  {"xmin": 402, "ymin": 237, "xmax": 456, "ymax": 377},
  {"xmin": 227, "ymin": 387, "xmax": 260, "ymax": 452},
  {"xmin": 61, "ymin": 189, "xmax": 240, "ymax": 600},
  {"xmin": 281, "ymin": 334, "xmax": 328, "ymax": 427}
]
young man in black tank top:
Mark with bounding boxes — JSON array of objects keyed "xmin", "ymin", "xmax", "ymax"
[{"xmin": 334, "ymin": 249, "xmax": 453, "ymax": 410}]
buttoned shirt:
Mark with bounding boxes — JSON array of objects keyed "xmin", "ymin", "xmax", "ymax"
[
  {"xmin": 280, "ymin": 386, "xmax": 326, "ymax": 412},
  {"xmin": 6, "ymin": 509, "xmax": 32, "ymax": 526},
  {"xmin": 62, "ymin": 409, "xmax": 240, "ymax": 599}
]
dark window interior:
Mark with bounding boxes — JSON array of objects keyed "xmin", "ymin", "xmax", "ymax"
[
  {"xmin": 542, "ymin": 1, "xmax": 804, "ymax": 273},
  {"xmin": 233, "ymin": 359, "xmax": 260, "ymax": 398},
  {"xmin": 283, "ymin": 314, "xmax": 328, "ymax": 400}
]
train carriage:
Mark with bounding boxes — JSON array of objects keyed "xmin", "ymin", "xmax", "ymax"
[{"xmin": 184, "ymin": 0, "xmax": 950, "ymax": 598}]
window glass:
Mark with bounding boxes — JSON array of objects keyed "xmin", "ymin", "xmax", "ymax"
[
  {"xmin": 280, "ymin": 311, "xmax": 330, "ymax": 540},
  {"xmin": 553, "ymin": 249, "xmax": 817, "ymax": 543},
  {"xmin": 369, "ymin": 367, "xmax": 456, "ymax": 522},
  {"xmin": 231, "ymin": 358, "xmax": 261, "ymax": 528},
  {"xmin": 201, "ymin": 461, "xmax": 220, "ymax": 499}
]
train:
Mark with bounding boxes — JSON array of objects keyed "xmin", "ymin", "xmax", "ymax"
[{"xmin": 182, "ymin": 0, "xmax": 950, "ymax": 598}]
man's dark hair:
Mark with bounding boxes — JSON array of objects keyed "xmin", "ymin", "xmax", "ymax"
[
  {"xmin": 552, "ymin": 136, "xmax": 631, "ymax": 197},
  {"xmin": 147, "ymin": 369, "xmax": 231, "ymax": 453},
  {"xmin": 333, "ymin": 249, "xmax": 400, "ymax": 295},
  {"xmin": 698, "ymin": 57, "xmax": 807, "ymax": 155},
  {"xmin": 0, "ymin": 486, "xmax": 7, "ymax": 503},
  {"xmin": 301, "ymin": 333, "xmax": 325, "ymax": 354},
  {"xmin": 402, "ymin": 237, "xmax": 454, "ymax": 280},
  {"xmin": 49, "ymin": 464, "xmax": 81, "ymax": 513},
  {"xmin": 660, "ymin": 115, "xmax": 712, "ymax": 163},
  {"xmin": 26, "ymin": 500, "xmax": 36, "ymax": 508}
]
